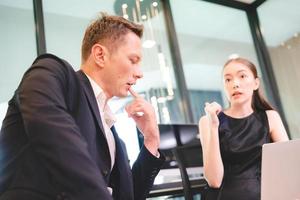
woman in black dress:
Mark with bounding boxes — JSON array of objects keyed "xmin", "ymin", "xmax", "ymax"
[{"xmin": 199, "ymin": 57, "xmax": 289, "ymax": 200}]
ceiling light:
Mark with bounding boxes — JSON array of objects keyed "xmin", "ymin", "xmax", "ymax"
[
  {"xmin": 228, "ymin": 53, "xmax": 239, "ymax": 59},
  {"xmin": 142, "ymin": 40, "xmax": 156, "ymax": 48},
  {"xmin": 157, "ymin": 97, "xmax": 166, "ymax": 103},
  {"xmin": 141, "ymin": 15, "xmax": 147, "ymax": 20}
]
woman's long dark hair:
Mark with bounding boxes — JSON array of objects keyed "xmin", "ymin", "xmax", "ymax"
[{"xmin": 224, "ymin": 57, "xmax": 274, "ymax": 111}]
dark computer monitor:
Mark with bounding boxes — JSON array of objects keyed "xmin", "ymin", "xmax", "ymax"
[
  {"xmin": 137, "ymin": 124, "xmax": 199, "ymax": 168},
  {"xmin": 159, "ymin": 124, "xmax": 199, "ymax": 148}
]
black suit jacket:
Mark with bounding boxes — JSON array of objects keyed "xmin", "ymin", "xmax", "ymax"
[{"xmin": 0, "ymin": 54, "xmax": 164, "ymax": 200}]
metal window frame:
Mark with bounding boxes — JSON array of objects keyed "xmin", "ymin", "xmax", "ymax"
[
  {"xmin": 33, "ymin": 0, "xmax": 46, "ymax": 55},
  {"xmin": 162, "ymin": 0, "xmax": 195, "ymax": 123}
]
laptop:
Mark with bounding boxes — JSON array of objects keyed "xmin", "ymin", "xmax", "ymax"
[{"xmin": 261, "ymin": 139, "xmax": 300, "ymax": 200}]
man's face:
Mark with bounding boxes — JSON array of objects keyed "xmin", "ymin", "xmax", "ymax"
[{"xmin": 102, "ymin": 32, "xmax": 143, "ymax": 98}]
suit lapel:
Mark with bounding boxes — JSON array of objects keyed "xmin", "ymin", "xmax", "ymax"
[
  {"xmin": 76, "ymin": 70, "xmax": 106, "ymax": 136},
  {"xmin": 111, "ymin": 126, "xmax": 134, "ymax": 199},
  {"xmin": 77, "ymin": 70, "xmax": 112, "ymax": 171}
]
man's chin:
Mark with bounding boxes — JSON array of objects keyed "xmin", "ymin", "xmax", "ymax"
[{"xmin": 115, "ymin": 93, "xmax": 128, "ymax": 98}]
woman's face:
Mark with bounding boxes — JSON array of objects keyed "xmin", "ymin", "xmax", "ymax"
[{"xmin": 223, "ymin": 61, "xmax": 259, "ymax": 107}]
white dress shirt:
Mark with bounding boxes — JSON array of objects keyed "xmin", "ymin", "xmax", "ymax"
[{"xmin": 85, "ymin": 75, "xmax": 116, "ymax": 169}]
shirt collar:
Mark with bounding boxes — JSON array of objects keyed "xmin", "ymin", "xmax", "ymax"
[
  {"xmin": 85, "ymin": 74, "xmax": 116, "ymax": 128},
  {"xmin": 86, "ymin": 74, "xmax": 106, "ymax": 110}
]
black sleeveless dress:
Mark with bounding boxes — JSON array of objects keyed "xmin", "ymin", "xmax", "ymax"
[{"xmin": 205, "ymin": 110, "xmax": 271, "ymax": 200}]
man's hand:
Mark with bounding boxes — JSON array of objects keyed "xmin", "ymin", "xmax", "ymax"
[{"xmin": 125, "ymin": 88, "xmax": 160, "ymax": 157}]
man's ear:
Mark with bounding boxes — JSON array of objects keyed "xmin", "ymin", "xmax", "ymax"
[
  {"xmin": 254, "ymin": 77, "xmax": 260, "ymax": 90},
  {"xmin": 91, "ymin": 43, "xmax": 107, "ymax": 68}
]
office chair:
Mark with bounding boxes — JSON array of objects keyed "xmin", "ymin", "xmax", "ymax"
[{"xmin": 172, "ymin": 143, "xmax": 208, "ymax": 200}]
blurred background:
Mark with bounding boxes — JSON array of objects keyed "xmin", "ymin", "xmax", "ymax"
[{"xmin": 1, "ymin": 0, "xmax": 300, "ymax": 198}]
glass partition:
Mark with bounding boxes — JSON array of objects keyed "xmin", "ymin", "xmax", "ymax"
[
  {"xmin": 258, "ymin": 0, "xmax": 300, "ymax": 138},
  {"xmin": 0, "ymin": 0, "xmax": 37, "ymax": 127},
  {"xmin": 171, "ymin": 0, "xmax": 267, "ymax": 122}
]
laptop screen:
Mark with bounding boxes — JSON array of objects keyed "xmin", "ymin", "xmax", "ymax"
[{"xmin": 261, "ymin": 139, "xmax": 300, "ymax": 200}]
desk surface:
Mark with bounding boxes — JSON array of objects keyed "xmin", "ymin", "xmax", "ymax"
[{"xmin": 149, "ymin": 167, "xmax": 206, "ymax": 197}]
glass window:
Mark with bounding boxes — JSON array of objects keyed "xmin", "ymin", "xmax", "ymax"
[
  {"xmin": 258, "ymin": 0, "xmax": 300, "ymax": 139},
  {"xmin": 171, "ymin": 0, "xmax": 266, "ymax": 122},
  {"xmin": 0, "ymin": 0, "xmax": 37, "ymax": 127}
]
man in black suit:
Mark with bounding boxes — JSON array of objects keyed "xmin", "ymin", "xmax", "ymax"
[{"xmin": 0, "ymin": 13, "xmax": 164, "ymax": 200}]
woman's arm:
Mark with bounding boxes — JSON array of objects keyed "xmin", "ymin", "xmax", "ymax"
[
  {"xmin": 266, "ymin": 110, "xmax": 289, "ymax": 142},
  {"xmin": 199, "ymin": 102, "xmax": 224, "ymax": 188}
]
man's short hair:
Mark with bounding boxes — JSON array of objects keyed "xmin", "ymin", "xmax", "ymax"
[{"xmin": 81, "ymin": 13, "xmax": 144, "ymax": 63}]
